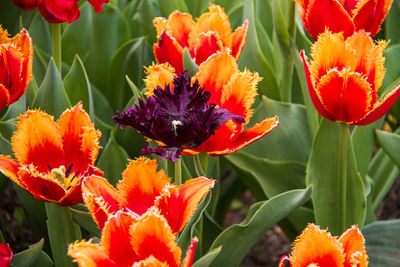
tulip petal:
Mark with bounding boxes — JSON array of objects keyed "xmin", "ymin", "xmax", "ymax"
[
  {"xmin": 154, "ymin": 31, "xmax": 184, "ymax": 74},
  {"xmin": 163, "ymin": 11, "xmax": 195, "ymax": 49},
  {"xmin": 317, "ymin": 69, "xmax": 372, "ymax": 123},
  {"xmin": 130, "ymin": 212, "xmax": 182, "ymax": 267},
  {"xmin": 102, "ymin": 211, "xmax": 139, "ymax": 266},
  {"xmin": 0, "ymin": 85, "xmax": 10, "ymax": 112},
  {"xmin": 355, "ymin": 84, "xmax": 400, "ymax": 125},
  {"xmin": 181, "ymin": 237, "xmax": 198, "ymax": 267},
  {"xmin": 58, "ymin": 103, "xmax": 100, "ymax": 174},
  {"xmin": 87, "ymin": 0, "xmax": 110, "ymax": 13},
  {"xmin": 133, "ymin": 256, "xmax": 169, "ymax": 267},
  {"xmin": 144, "ymin": 63, "xmax": 176, "ymax": 96},
  {"xmin": 57, "ymin": 179, "xmax": 83, "ymax": 206},
  {"xmin": 352, "ymin": 0, "xmax": 393, "ymax": 37},
  {"xmin": 0, "ymin": 155, "xmax": 21, "ymax": 186},
  {"xmin": 305, "ymin": 0, "xmax": 355, "ymax": 40},
  {"xmin": 68, "ymin": 240, "xmax": 117, "ymax": 267},
  {"xmin": 231, "ymin": 19, "xmax": 248, "ymax": 61},
  {"xmin": 290, "ymin": 224, "xmax": 345, "ymax": 266},
  {"xmin": 339, "ymin": 225, "xmax": 368, "ymax": 267},
  {"xmin": 82, "ymin": 175, "xmax": 123, "ymax": 229},
  {"xmin": 194, "ymin": 32, "xmax": 224, "ymax": 65},
  {"xmin": 37, "ymin": 0, "xmax": 80, "ymax": 24},
  {"xmin": 156, "ymin": 177, "xmax": 215, "ymax": 234},
  {"xmin": 0, "ymin": 243, "xmax": 12, "ymax": 267},
  {"xmin": 17, "ymin": 164, "xmax": 66, "ymax": 202},
  {"xmin": 118, "ymin": 158, "xmax": 170, "ymax": 216},
  {"xmin": 0, "ymin": 45, "xmax": 24, "ymax": 104},
  {"xmin": 11, "ymin": 110, "xmax": 64, "ymax": 173},
  {"xmin": 12, "ymin": 0, "xmax": 37, "ymax": 11}
]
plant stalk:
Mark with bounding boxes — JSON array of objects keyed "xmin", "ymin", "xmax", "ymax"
[
  {"xmin": 175, "ymin": 158, "xmax": 182, "ymax": 185},
  {"xmin": 338, "ymin": 123, "xmax": 348, "ymax": 234}
]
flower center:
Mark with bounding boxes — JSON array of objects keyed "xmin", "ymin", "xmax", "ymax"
[{"xmin": 49, "ymin": 164, "xmax": 80, "ymax": 190}]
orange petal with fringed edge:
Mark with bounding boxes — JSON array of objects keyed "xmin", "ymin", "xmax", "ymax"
[
  {"xmin": 57, "ymin": 179, "xmax": 83, "ymax": 206},
  {"xmin": 17, "ymin": 164, "xmax": 66, "ymax": 202},
  {"xmin": 11, "ymin": 110, "xmax": 64, "ymax": 173},
  {"xmin": 317, "ymin": 69, "xmax": 372, "ymax": 123},
  {"xmin": 194, "ymin": 50, "xmax": 238, "ymax": 105},
  {"xmin": 130, "ymin": 212, "xmax": 182, "ymax": 267},
  {"xmin": 82, "ymin": 175, "xmax": 123, "ymax": 229},
  {"xmin": 181, "ymin": 237, "xmax": 198, "ymax": 267},
  {"xmin": 156, "ymin": 177, "xmax": 215, "ymax": 234},
  {"xmin": 58, "ymin": 102, "xmax": 101, "ymax": 174},
  {"xmin": 339, "ymin": 225, "xmax": 368, "ymax": 267},
  {"xmin": 0, "ymin": 45, "xmax": 24, "ymax": 105},
  {"xmin": 194, "ymin": 32, "xmax": 224, "ymax": 66},
  {"xmin": 0, "ymin": 155, "xmax": 22, "ymax": 186},
  {"xmin": 353, "ymin": 0, "xmax": 393, "ymax": 37},
  {"xmin": 209, "ymin": 117, "xmax": 279, "ymax": 156},
  {"xmin": 133, "ymin": 256, "xmax": 169, "ymax": 267},
  {"xmin": 144, "ymin": 63, "xmax": 175, "ymax": 96},
  {"xmin": 154, "ymin": 31, "xmax": 184, "ymax": 74},
  {"xmin": 68, "ymin": 241, "xmax": 117, "ymax": 267},
  {"xmin": 0, "ymin": 85, "xmax": 10, "ymax": 111},
  {"xmin": 304, "ymin": 0, "xmax": 354, "ymax": 40},
  {"xmin": 162, "ymin": 11, "xmax": 194, "ymax": 48},
  {"xmin": 231, "ymin": 19, "xmax": 248, "ymax": 60},
  {"xmin": 118, "ymin": 157, "xmax": 170, "ymax": 216},
  {"xmin": 101, "ymin": 211, "xmax": 139, "ymax": 266},
  {"xmin": 290, "ymin": 224, "xmax": 345, "ymax": 266}
]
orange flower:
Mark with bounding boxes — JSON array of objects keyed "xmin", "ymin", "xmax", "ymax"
[
  {"xmin": 0, "ymin": 103, "xmax": 102, "ymax": 206},
  {"xmin": 295, "ymin": 0, "xmax": 393, "ymax": 40},
  {"xmin": 82, "ymin": 157, "xmax": 215, "ymax": 233},
  {"xmin": 69, "ymin": 210, "xmax": 198, "ymax": 267},
  {"xmin": 279, "ymin": 224, "xmax": 368, "ymax": 267},
  {"xmin": 153, "ymin": 3, "xmax": 248, "ymax": 73},
  {"xmin": 0, "ymin": 26, "xmax": 33, "ymax": 112},
  {"xmin": 301, "ymin": 30, "xmax": 400, "ymax": 125},
  {"xmin": 144, "ymin": 50, "xmax": 279, "ymax": 156}
]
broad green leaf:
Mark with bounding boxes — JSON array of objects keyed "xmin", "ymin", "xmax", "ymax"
[
  {"xmin": 71, "ymin": 207, "xmax": 101, "ymax": 237},
  {"xmin": 385, "ymin": 2, "xmax": 400, "ymax": 45},
  {"xmin": 226, "ymin": 151, "xmax": 305, "ymax": 198},
  {"xmin": 192, "ymin": 247, "xmax": 222, "ymax": 267},
  {"xmin": 375, "ymin": 129, "xmax": 400, "ymax": 170},
  {"xmin": 32, "ymin": 58, "xmax": 71, "ymax": 117},
  {"xmin": 10, "ymin": 239, "xmax": 52, "ymax": 267},
  {"xmin": 307, "ymin": 119, "xmax": 366, "ymax": 235},
  {"xmin": 157, "ymin": 0, "xmax": 189, "ymax": 16},
  {"xmin": 185, "ymin": 0, "xmax": 209, "ymax": 17},
  {"xmin": 244, "ymin": 96, "xmax": 311, "ymax": 163},
  {"xmin": 363, "ymin": 220, "xmax": 400, "ymax": 267},
  {"xmin": 132, "ymin": 0, "xmax": 160, "ymax": 44},
  {"xmin": 208, "ymin": 187, "xmax": 311, "ymax": 266},
  {"xmin": 0, "ymin": 133, "xmax": 11, "ymax": 155},
  {"xmin": 126, "ymin": 75, "xmax": 144, "ymax": 103},
  {"xmin": 97, "ymin": 133, "xmax": 129, "ymax": 186},
  {"xmin": 63, "ymin": 55, "xmax": 95, "ymax": 121}
]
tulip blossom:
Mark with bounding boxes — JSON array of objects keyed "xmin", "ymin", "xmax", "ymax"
[
  {"xmin": 295, "ymin": 0, "xmax": 393, "ymax": 40},
  {"xmin": 82, "ymin": 157, "xmax": 215, "ymax": 232},
  {"xmin": 0, "ymin": 103, "xmax": 103, "ymax": 206},
  {"xmin": 279, "ymin": 224, "xmax": 368, "ymax": 267},
  {"xmin": 113, "ymin": 71, "xmax": 244, "ymax": 161},
  {"xmin": 0, "ymin": 26, "xmax": 33, "ymax": 112},
  {"xmin": 301, "ymin": 31, "xmax": 400, "ymax": 125},
  {"xmin": 153, "ymin": 3, "xmax": 248, "ymax": 73},
  {"xmin": 143, "ymin": 50, "xmax": 279, "ymax": 156},
  {"xmin": 0, "ymin": 243, "xmax": 12, "ymax": 267},
  {"xmin": 69, "ymin": 210, "xmax": 197, "ymax": 267}
]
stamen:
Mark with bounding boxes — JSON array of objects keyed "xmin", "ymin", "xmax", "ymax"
[
  {"xmin": 65, "ymin": 164, "xmax": 73, "ymax": 177},
  {"xmin": 47, "ymin": 164, "xmax": 52, "ymax": 171},
  {"xmin": 51, "ymin": 165, "xmax": 66, "ymax": 184},
  {"xmin": 171, "ymin": 120, "xmax": 182, "ymax": 136}
]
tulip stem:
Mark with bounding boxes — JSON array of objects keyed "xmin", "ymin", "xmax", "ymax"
[
  {"xmin": 194, "ymin": 154, "xmax": 206, "ymax": 177},
  {"xmin": 338, "ymin": 123, "xmax": 348, "ymax": 234},
  {"xmin": 175, "ymin": 158, "xmax": 182, "ymax": 185},
  {"xmin": 52, "ymin": 23, "xmax": 62, "ymax": 74}
]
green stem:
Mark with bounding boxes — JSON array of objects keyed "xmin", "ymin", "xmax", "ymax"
[
  {"xmin": 199, "ymin": 152, "xmax": 208, "ymax": 175},
  {"xmin": 194, "ymin": 154, "xmax": 206, "ymax": 177},
  {"xmin": 52, "ymin": 23, "xmax": 62, "ymax": 74},
  {"xmin": 175, "ymin": 158, "xmax": 182, "ymax": 185},
  {"xmin": 338, "ymin": 123, "xmax": 348, "ymax": 234}
]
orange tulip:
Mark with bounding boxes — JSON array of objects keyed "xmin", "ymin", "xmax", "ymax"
[
  {"xmin": 144, "ymin": 50, "xmax": 279, "ymax": 156},
  {"xmin": 279, "ymin": 224, "xmax": 368, "ymax": 267},
  {"xmin": 301, "ymin": 30, "xmax": 400, "ymax": 125},
  {"xmin": 295, "ymin": 0, "xmax": 393, "ymax": 40},
  {"xmin": 153, "ymin": 3, "xmax": 248, "ymax": 73},
  {"xmin": 0, "ymin": 103, "xmax": 102, "ymax": 206},
  {"xmin": 0, "ymin": 26, "xmax": 33, "ymax": 112},
  {"xmin": 82, "ymin": 157, "xmax": 215, "ymax": 232},
  {"xmin": 69, "ymin": 210, "xmax": 198, "ymax": 267}
]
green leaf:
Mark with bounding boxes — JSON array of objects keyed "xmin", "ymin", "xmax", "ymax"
[
  {"xmin": 126, "ymin": 75, "xmax": 144, "ymax": 103},
  {"xmin": 185, "ymin": 0, "xmax": 208, "ymax": 17},
  {"xmin": 226, "ymin": 151, "xmax": 305, "ymax": 198},
  {"xmin": 363, "ymin": 220, "xmax": 400, "ymax": 267},
  {"xmin": 0, "ymin": 132, "xmax": 12, "ymax": 155},
  {"xmin": 132, "ymin": 0, "xmax": 160, "ymax": 44},
  {"xmin": 10, "ymin": 239, "xmax": 50, "ymax": 267},
  {"xmin": 192, "ymin": 247, "xmax": 222, "ymax": 267},
  {"xmin": 63, "ymin": 55, "xmax": 95, "ymax": 121},
  {"xmin": 375, "ymin": 129, "xmax": 400, "ymax": 170},
  {"xmin": 182, "ymin": 47, "xmax": 199, "ymax": 76},
  {"xmin": 208, "ymin": 187, "xmax": 311, "ymax": 266},
  {"xmin": 32, "ymin": 58, "xmax": 71, "ymax": 117},
  {"xmin": 71, "ymin": 207, "xmax": 101, "ymax": 237},
  {"xmin": 307, "ymin": 119, "xmax": 366, "ymax": 235},
  {"xmin": 157, "ymin": 0, "xmax": 189, "ymax": 16},
  {"xmin": 385, "ymin": 2, "xmax": 400, "ymax": 45},
  {"xmin": 97, "ymin": 133, "xmax": 129, "ymax": 186}
]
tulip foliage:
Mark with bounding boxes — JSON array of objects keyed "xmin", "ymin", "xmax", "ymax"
[{"xmin": 1, "ymin": 0, "xmax": 400, "ymax": 266}]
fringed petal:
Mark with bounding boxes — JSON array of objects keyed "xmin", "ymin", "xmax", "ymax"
[
  {"xmin": 193, "ymin": 32, "xmax": 224, "ymax": 65},
  {"xmin": 144, "ymin": 63, "xmax": 175, "ymax": 96},
  {"xmin": 181, "ymin": 237, "xmax": 198, "ymax": 267},
  {"xmin": 133, "ymin": 256, "xmax": 168, "ymax": 267},
  {"xmin": 231, "ymin": 19, "xmax": 248, "ymax": 60},
  {"xmin": 68, "ymin": 240, "xmax": 117, "ymax": 267},
  {"xmin": 154, "ymin": 31, "xmax": 184, "ymax": 74},
  {"xmin": 339, "ymin": 225, "xmax": 368, "ymax": 267},
  {"xmin": 0, "ymin": 155, "xmax": 21, "ymax": 186},
  {"xmin": 163, "ymin": 11, "xmax": 195, "ymax": 49},
  {"xmin": 0, "ymin": 85, "xmax": 10, "ymax": 111}
]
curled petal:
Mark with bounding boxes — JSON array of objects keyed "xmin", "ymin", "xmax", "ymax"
[
  {"xmin": 154, "ymin": 31, "xmax": 184, "ymax": 74},
  {"xmin": 0, "ymin": 85, "xmax": 10, "ymax": 111},
  {"xmin": 68, "ymin": 240, "xmax": 116, "ymax": 267},
  {"xmin": 231, "ymin": 19, "xmax": 249, "ymax": 61},
  {"xmin": 156, "ymin": 177, "xmax": 215, "ymax": 233},
  {"xmin": 181, "ymin": 237, "xmax": 198, "ymax": 267},
  {"xmin": 0, "ymin": 46, "xmax": 24, "ymax": 106},
  {"xmin": 162, "ymin": 11, "xmax": 195, "ymax": 48},
  {"xmin": 144, "ymin": 63, "xmax": 175, "ymax": 96},
  {"xmin": 339, "ymin": 225, "xmax": 368, "ymax": 267},
  {"xmin": 37, "ymin": 0, "xmax": 80, "ymax": 24},
  {"xmin": 193, "ymin": 32, "xmax": 225, "ymax": 66},
  {"xmin": 0, "ymin": 155, "xmax": 21, "ymax": 186}
]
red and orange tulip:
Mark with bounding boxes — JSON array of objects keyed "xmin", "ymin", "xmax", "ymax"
[
  {"xmin": 69, "ymin": 210, "xmax": 197, "ymax": 267},
  {"xmin": 144, "ymin": 50, "xmax": 279, "ymax": 156},
  {"xmin": 0, "ymin": 103, "xmax": 102, "ymax": 206},
  {"xmin": 279, "ymin": 224, "xmax": 368, "ymax": 267},
  {"xmin": 82, "ymin": 157, "xmax": 215, "ymax": 232},
  {"xmin": 295, "ymin": 0, "xmax": 393, "ymax": 40},
  {"xmin": 301, "ymin": 31, "xmax": 400, "ymax": 125},
  {"xmin": 0, "ymin": 243, "xmax": 12, "ymax": 267},
  {"xmin": 0, "ymin": 26, "xmax": 33, "ymax": 112},
  {"xmin": 153, "ymin": 3, "xmax": 248, "ymax": 73}
]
